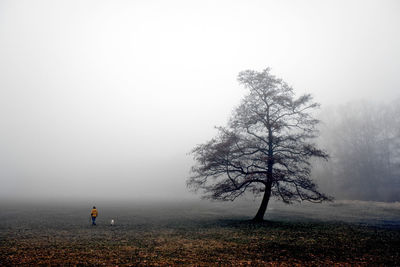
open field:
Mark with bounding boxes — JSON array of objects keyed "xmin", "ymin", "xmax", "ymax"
[{"xmin": 1, "ymin": 200, "xmax": 399, "ymax": 265}]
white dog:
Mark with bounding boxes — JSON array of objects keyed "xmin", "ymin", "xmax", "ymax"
[{"xmin": 110, "ymin": 219, "xmax": 114, "ymax": 226}]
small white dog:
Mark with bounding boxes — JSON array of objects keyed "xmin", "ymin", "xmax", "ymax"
[{"xmin": 110, "ymin": 219, "xmax": 114, "ymax": 226}]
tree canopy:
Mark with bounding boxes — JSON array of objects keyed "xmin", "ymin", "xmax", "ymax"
[{"xmin": 188, "ymin": 68, "xmax": 331, "ymax": 221}]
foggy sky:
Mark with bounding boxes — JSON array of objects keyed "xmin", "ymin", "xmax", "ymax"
[{"xmin": 1, "ymin": 0, "xmax": 399, "ymax": 201}]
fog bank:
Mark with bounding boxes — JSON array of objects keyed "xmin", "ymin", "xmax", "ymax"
[{"xmin": 1, "ymin": 0, "xmax": 399, "ymax": 201}]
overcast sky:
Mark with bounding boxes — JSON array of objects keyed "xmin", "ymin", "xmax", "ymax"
[{"xmin": 0, "ymin": 0, "xmax": 399, "ymax": 201}]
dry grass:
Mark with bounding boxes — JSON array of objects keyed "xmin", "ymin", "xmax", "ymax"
[{"xmin": 1, "ymin": 217, "xmax": 399, "ymax": 266}]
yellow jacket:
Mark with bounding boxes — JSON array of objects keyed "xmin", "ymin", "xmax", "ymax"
[{"xmin": 91, "ymin": 208, "xmax": 98, "ymax": 218}]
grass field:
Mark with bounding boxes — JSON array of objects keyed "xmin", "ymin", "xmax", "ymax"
[{"xmin": 1, "ymin": 200, "xmax": 399, "ymax": 265}]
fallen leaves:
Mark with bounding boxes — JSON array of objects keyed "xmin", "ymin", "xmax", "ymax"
[{"xmin": 0, "ymin": 220, "xmax": 399, "ymax": 265}]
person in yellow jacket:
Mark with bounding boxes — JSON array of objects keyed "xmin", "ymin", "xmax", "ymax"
[{"xmin": 90, "ymin": 206, "xmax": 98, "ymax": 225}]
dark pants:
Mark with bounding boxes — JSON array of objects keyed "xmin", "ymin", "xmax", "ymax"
[{"xmin": 92, "ymin": 216, "xmax": 96, "ymax": 225}]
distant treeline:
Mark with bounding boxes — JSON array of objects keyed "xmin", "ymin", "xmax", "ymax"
[{"xmin": 313, "ymin": 99, "xmax": 400, "ymax": 202}]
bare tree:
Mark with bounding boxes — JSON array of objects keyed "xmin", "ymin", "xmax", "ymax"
[{"xmin": 188, "ymin": 68, "xmax": 331, "ymax": 221}]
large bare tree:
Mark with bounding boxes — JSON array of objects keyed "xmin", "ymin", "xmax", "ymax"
[{"xmin": 188, "ymin": 68, "xmax": 332, "ymax": 221}]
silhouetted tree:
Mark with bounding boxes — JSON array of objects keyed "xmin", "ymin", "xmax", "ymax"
[{"xmin": 188, "ymin": 68, "xmax": 331, "ymax": 221}]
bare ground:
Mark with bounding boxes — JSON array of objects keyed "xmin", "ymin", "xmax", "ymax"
[{"xmin": 1, "ymin": 200, "xmax": 399, "ymax": 266}]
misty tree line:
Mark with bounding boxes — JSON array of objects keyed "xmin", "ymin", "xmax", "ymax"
[{"xmin": 314, "ymin": 101, "xmax": 400, "ymax": 202}]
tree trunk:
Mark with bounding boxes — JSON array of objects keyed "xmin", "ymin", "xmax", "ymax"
[
  {"xmin": 253, "ymin": 115, "xmax": 274, "ymax": 222},
  {"xmin": 253, "ymin": 181, "xmax": 272, "ymax": 222}
]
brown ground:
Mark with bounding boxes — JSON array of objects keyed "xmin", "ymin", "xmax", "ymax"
[{"xmin": 1, "ymin": 218, "xmax": 399, "ymax": 266}]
